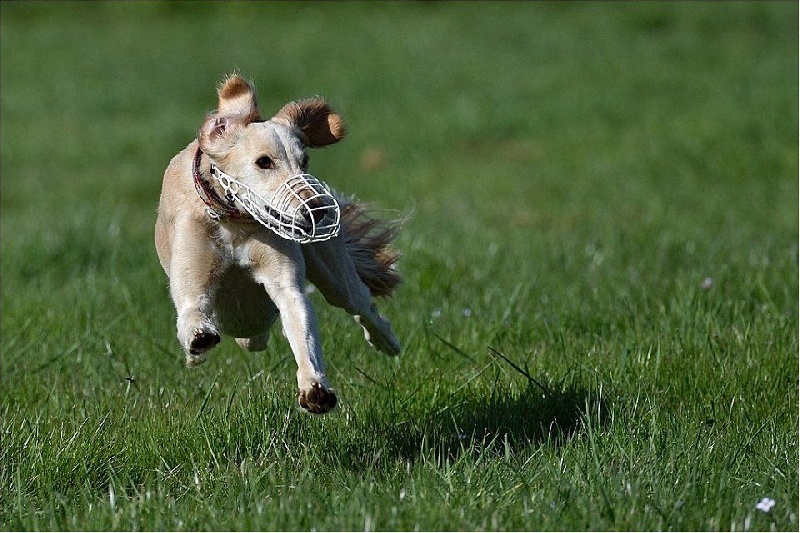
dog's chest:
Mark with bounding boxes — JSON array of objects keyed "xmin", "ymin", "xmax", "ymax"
[
  {"xmin": 214, "ymin": 224, "xmax": 258, "ymax": 268},
  {"xmin": 212, "ymin": 221, "xmax": 303, "ymax": 286}
]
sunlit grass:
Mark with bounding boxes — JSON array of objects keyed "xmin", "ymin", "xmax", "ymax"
[{"xmin": 1, "ymin": 1, "xmax": 797, "ymax": 530}]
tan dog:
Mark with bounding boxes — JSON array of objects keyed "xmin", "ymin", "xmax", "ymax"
[{"xmin": 155, "ymin": 74, "xmax": 401, "ymax": 414}]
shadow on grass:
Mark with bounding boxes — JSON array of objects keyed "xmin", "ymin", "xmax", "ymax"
[
  {"xmin": 321, "ymin": 331, "xmax": 614, "ymax": 472},
  {"xmin": 333, "ymin": 372, "xmax": 610, "ymax": 473},
  {"xmin": 390, "ymin": 383, "xmax": 606, "ymax": 467}
]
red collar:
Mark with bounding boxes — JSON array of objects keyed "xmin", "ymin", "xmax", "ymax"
[{"xmin": 192, "ymin": 147, "xmax": 251, "ymax": 220}]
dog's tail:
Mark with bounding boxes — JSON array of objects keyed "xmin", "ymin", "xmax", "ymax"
[{"xmin": 339, "ymin": 199, "xmax": 403, "ymax": 298}]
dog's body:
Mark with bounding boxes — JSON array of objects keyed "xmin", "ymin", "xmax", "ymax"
[{"xmin": 155, "ymin": 75, "xmax": 401, "ymax": 413}]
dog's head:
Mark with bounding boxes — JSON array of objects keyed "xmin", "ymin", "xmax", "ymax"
[{"xmin": 198, "ymin": 74, "xmax": 346, "ymax": 239}]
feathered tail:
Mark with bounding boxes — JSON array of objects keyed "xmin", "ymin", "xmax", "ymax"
[{"xmin": 339, "ymin": 200, "xmax": 403, "ymax": 297}]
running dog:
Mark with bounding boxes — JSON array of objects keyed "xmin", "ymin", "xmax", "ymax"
[{"xmin": 155, "ymin": 74, "xmax": 401, "ymax": 414}]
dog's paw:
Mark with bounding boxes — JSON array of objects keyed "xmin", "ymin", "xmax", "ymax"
[
  {"xmin": 298, "ymin": 382, "xmax": 338, "ymax": 414},
  {"xmin": 367, "ymin": 333, "xmax": 401, "ymax": 356},
  {"xmin": 188, "ymin": 327, "xmax": 220, "ymax": 355},
  {"xmin": 355, "ymin": 315, "xmax": 401, "ymax": 356},
  {"xmin": 235, "ymin": 333, "xmax": 270, "ymax": 352}
]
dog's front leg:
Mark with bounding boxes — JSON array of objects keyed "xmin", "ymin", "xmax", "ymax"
[
  {"xmin": 249, "ymin": 238, "xmax": 337, "ymax": 414},
  {"xmin": 169, "ymin": 216, "xmax": 222, "ymax": 366}
]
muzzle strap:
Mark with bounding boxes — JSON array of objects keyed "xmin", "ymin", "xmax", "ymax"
[{"xmin": 192, "ymin": 147, "xmax": 250, "ymax": 220}]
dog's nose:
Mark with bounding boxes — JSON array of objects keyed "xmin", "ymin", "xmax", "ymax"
[
  {"xmin": 286, "ymin": 175, "xmax": 336, "ymax": 223},
  {"xmin": 272, "ymin": 173, "xmax": 340, "ymax": 241},
  {"xmin": 294, "ymin": 198, "xmax": 336, "ymax": 235},
  {"xmin": 307, "ymin": 198, "xmax": 334, "ymax": 225}
]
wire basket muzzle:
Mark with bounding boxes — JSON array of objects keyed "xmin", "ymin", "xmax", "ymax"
[
  {"xmin": 270, "ymin": 174, "xmax": 341, "ymax": 243},
  {"xmin": 212, "ymin": 166, "xmax": 341, "ymax": 243}
]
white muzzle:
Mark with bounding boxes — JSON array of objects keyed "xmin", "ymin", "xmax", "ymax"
[{"xmin": 211, "ymin": 164, "xmax": 341, "ymax": 243}]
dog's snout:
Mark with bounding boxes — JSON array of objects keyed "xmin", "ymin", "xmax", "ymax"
[
  {"xmin": 239, "ymin": 172, "xmax": 340, "ymax": 242},
  {"xmin": 311, "ymin": 207, "xmax": 326, "ymax": 225},
  {"xmin": 283, "ymin": 174, "xmax": 338, "ymax": 229},
  {"xmin": 308, "ymin": 197, "xmax": 334, "ymax": 223}
]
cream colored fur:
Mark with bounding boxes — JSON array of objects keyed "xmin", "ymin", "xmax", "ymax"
[{"xmin": 155, "ymin": 75, "xmax": 401, "ymax": 414}]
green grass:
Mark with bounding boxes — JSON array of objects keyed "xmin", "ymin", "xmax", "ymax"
[{"xmin": 1, "ymin": 1, "xmax": 797, "ymax": 530}]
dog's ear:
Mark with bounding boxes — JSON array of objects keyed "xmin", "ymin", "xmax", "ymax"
[
  {"xmin": 216, "ymin": 74, "xmax": 261, "ymax": 123},
  {"xmin": 272, "ymin": 98, "xmax": 346, "ymax": 148},
  {"xmin": 198, "ymin": 114, "xmax": 245, "ymax": 159}
]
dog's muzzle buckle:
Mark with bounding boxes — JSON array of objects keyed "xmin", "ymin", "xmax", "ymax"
[{"xmin": 210, "ymin": 165, "xmax": 341, "ymax": 243}]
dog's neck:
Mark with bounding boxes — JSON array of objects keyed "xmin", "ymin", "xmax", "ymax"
[{"xmin": 192, "ymin": 146, "xmax": 253, "ymax": 221}]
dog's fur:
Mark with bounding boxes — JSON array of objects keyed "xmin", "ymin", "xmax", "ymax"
[{"xmin": 155, "ymin": 74, "xmax": 401, "ymax": 414}]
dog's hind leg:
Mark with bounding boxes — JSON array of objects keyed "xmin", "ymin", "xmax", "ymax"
[
  {"xmin": 169, "ymin": 217, "xmax": 222, "ymax": 366},
  {"xmin": 303, "ymin": 236, "xmax": 401, "ymax": 355},
  {"xmin": 235, "ymin": 333, "xmax": 270, "ymax": 352},
  {"xmin": 234, "ymin": 300, "xmax": 278, "ymax": 352}
]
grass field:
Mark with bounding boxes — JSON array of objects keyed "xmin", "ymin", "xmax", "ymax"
[{"xmin": 1, "ymin": 1, "xmax": 797, "ymax": 530}]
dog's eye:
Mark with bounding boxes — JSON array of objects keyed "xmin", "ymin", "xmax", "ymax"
[{"xmin": 255, "ymin": 156, "xmax": 273, "ymax": 170}]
